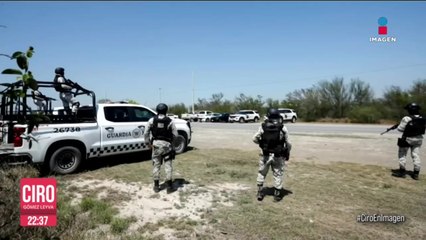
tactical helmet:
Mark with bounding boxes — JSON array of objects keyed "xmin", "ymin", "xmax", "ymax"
[
  {"xmin": 156, "ymin": 103, "xmax": 168, "ymax": 115},
  {"xmin": 267, "ymin": 108, "xmax": 280, "ymax": 119},
  {"xmin": 404, "ymin": 102, "xmax": 421, "ymax": 114},
  {"xmin": 55, "ymin": 67, "xmax": 65, "ymax": 75}
]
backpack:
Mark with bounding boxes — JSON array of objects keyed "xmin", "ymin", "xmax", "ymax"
[{"xmin": 260, "ymin": 120, "xmax": 284, "ymax": 153}]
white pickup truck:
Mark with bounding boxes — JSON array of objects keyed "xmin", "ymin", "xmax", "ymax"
[{"xmin": 0, "ymin": 103, "xmax": 192, "ymax": 174}]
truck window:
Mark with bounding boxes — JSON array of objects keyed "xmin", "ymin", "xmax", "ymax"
[
  {"xmin": 130, "ymin": 107, "xmax": 155, "ymax": 122},
  {"xmin": 104, "ymin": 107, "xmax": 130, "ymax": 122}
]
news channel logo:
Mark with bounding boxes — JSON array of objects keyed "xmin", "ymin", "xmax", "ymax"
[{"xmin": 370, "ymin": 17, "xmax": 397, "ymax": 43}]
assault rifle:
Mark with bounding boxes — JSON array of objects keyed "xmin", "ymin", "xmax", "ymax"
[{"xmin": 380, "ymin": 124, "xmax": 398, "ymax": 135}]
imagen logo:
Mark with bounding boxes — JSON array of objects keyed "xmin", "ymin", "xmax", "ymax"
[
  {"xmin": 378, "ymin": 17, "xmax": 388, "ymax": 35},
  {"xmin": 370, "ymin": 17, "xmax": 397, "ymax": 43}
]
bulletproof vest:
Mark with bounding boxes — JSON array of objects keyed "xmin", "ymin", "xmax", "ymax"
[
  {"xmin": 403, "ymin": 115, "xmax": 426, "ymax": 137},
  {"xmin": 53, "ymin": 75, "xmax": 69, "ymax": 92},
  {"xmin": 261, "ymin": 120, "xmax": 284, "ymax": 153},
  {"xmin": 152, "ymin": 116, "xmax": 173, "ymax": 142}
]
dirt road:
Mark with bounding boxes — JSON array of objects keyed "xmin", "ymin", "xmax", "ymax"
[{"xmin": 189, "ymin": 122, "xmax": 425, "ymax": 169}]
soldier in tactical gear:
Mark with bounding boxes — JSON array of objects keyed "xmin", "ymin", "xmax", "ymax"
[
  {"xmin": 394, "ymin": 103, "xmax": 425, "ymax": 180},
  {"xmin": 53, "ymin": 67, "xmax": 79, "ymax": 115},
  {"xmin": 31, "ymin": 87, "xmax": 47, "ymax": 112},
  {"xmin": 253, "ymin": 108, "xmax": 292, "ymax": 202},
  {"xmin": 144, "ymin": 103, "xmax": 178, "ymax": 193}
]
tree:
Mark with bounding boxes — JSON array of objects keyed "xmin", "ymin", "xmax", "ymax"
[
  {"xmin": 234, "ymin": 93, "xmax": 263, "ymax": 112},
  {"xmin": 98, "ymin": 98, "xmax": 112, "ymax": 103},
  {"xmin": 409, "ymin": 79, "xmax": 426, "ymax": 109},
  {"xmin": 381, "ymin": 86, "xmax": 410, "ymax": 120},
  {"xmin": 126, "ymin": 99, "xmax": 139, "ymax": 104},
  {"xmin": 317, "ymin": 77, "xmax": 351, "ymax": 118},
  {"xmin": 168, "ymin": 103, "xmax": 187, "ymax": 116},
  {"xmin": 349, "ymin": 78, "xmax": 374, "ymax": 106}
]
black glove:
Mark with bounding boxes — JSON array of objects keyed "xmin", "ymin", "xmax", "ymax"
[{"xmin": 389, "ymin": 124, "xmax": 398, "ymax": 130}]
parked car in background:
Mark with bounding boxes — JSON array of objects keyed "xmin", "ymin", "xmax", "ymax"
[
  {"xmin": 210, "ymin": 113, "xmax": 230, "ymax": 122},
  {"xmin": 181, "ymin": 112, "xmax": 197, "ymax": 121},
  {"xmin": 194, "ymin": 110, "xmax": 213, "ymax": 122},
  {"xmin": 167, "ymin": 113, "xmax": 179, "ymax": 119},
  {"xmin": 278, "ymin": 108, "xmax": 298, "ymax": 123},
  {"xmin": 229, "ymin": 110, "xmax": 260, "ymax": 123}
]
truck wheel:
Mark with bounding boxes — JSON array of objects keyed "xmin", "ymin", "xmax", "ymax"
[
  {"xmin": 173, "ymin": 135, "xmax": 187, "ymax": 154},
  {"xmin": 291, "ymin": 117, "xmax": 297, "ymax": 123},
  {"xmin": 239, "ymin": 117, "xmax": 245, "ymax": 123},
  {"xmin": 49, "ymin": 146, "xmax": 82, "ymax": 174},
  {"xmin": 254, "ymin": 117, "xmax": 259, "ymax": 122}
]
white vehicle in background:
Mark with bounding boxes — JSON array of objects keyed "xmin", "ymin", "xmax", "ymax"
[
  {"xmin": 229, "ymin": 110, "xmax": 260, "ymax": 123},
  {"xmin": 167, "ymin": 113, "xmax": 179, "ymax": 119},
  {"xmin": 278, "ymin": 108, "xmax": 298, "ymax": 123},
  {"xmin": 194, "ymin": 110, "xmax": 213, "ymax": 122}
]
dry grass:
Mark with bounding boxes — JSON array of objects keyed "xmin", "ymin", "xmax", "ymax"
[{"xmin": 1, "ymin": 148, "xmax": 425, "ymax": 239}]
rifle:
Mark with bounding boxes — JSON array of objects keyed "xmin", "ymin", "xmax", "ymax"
[{"xmin": 380, "ymin": 124, "xmax": 398, "ymax": 135}]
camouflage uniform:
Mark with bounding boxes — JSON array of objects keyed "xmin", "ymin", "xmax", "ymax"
[
  {"xmin": 397, "ymin": 115, "xmax": 423, "ymax": 172},
  {"xmin": 253, "ymin": 123, "xmax": 291, "ymax": 193},
  {"xmin": 144, "ymin": 114, "xmax": 178, "ymax": 184},
  {"xmin": 54, "ymin": 68, "xmax": 79, "ymax": 115}
]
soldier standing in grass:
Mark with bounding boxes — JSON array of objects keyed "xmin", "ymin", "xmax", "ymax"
[
  {"xmin": 394, "ymin": 103, "xmax": 425, "ymax": 180},
  {"xmin": 144, "ymin": 103, "xmax": 178, "ymax": 193},
  {"xmin": 253, "ymin": 108, "xmax": 292, "ymax": 202}
]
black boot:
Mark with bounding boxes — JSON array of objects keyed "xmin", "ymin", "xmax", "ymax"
[
  {"xmin": 274, "ymin": 188, "xmax": 282, "ymax": 202},
  {"xmin": 412, "ymin": 170, "xmax": 420, "ymax": 180},
  {"xmin": 396, "ymin": 167, "xmax": 406, "ymax": 178},
  {"xmin": 256, "ymin": 185, "xmax": 264, "ymax": 201},
  {"xmin": 166, "ymin": 180, "xmax": 174, "ymax": 194},
  {"xmin": 153, "ymin": 180, "xmax": 160, "ymax": 193}
]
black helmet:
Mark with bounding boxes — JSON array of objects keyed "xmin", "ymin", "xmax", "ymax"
[
  {"xmin": 267, "ymin": 108, "xmax": 280, "ymax": 119},
  {"xmin": 156, "ymin": 103, "xmax": 168, "ymax": 115},
  {"xmin": 404, "ymin": 102, "xmax": 421, "ymax": 114},
  {"xmin": 55, "ymin": 67, "xmax": 64, "ymax": 75}
]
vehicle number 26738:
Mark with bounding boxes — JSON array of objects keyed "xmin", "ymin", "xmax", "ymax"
[{"xmin": 53, "ymin": 127, "xmax": 81, "ymax": 133}]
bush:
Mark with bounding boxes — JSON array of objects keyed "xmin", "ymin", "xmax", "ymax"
[{"xmin": 348, "ymin": 105, "xmax": 382, "ymax": 123}]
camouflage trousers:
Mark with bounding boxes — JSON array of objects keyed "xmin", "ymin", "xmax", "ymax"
[
  {"xmin": 152, "ymin": 140, "xmax": 174, "ymax": 181},
  {"xmin": 257, "ymin": 153, "xmax": 285, "ymax": 189},
  {"xmin": 399, "ymin": 138, "xmax": 422, "ymax": 171}
]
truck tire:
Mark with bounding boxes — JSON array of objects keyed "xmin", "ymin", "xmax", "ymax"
[
  {"xmin": 254, "ymin": 117, "xmax": 259, "ymax": 122},
  {"xmin": 239, "ymin": 117, "xmax": 245, "ymax": 123},
  {"xmin": 291, "ymin": 117, "xmax": 297, "ymax": 123},
  {"xmin": 49, "ymin": 146, "xmax": 82, "ymax": 174},
  {"xmin": 173, "ymin": 134, "xmax": 187, "ymax": 154}
]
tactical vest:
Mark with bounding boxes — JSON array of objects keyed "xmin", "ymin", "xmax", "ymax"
[
  {"xmin": 403, "ymin": 115, "xmax": 426, "ymax": 137},
  {"xmin": 152, "ymin": 116, "xmax": 173, "ymax": 142},
  {"xmin": 260, "ymin": 120, "xmax": 284, "ymax": 153},
  {"xmin": 54, "ymin": 75, "xmax": 69, "ymax": 92}
]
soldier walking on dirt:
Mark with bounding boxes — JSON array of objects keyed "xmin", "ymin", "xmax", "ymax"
[
  {"xmin": 253, "ymin": 108, "xmax": 292, "ymax": 202},
  {"xmin": 394, "ymin": 103, "xmax": 425, "ymax": 180},
  {"xmin": 144, "ymin": 103, "xmax": 178, "ymax": 193}
]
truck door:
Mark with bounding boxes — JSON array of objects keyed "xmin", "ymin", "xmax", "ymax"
[{"xmin": 100, "ymin": 106, "xmax": 153, "ymax": 157}]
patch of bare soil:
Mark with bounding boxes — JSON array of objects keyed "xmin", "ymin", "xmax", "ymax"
[{"xmin": 66, "ymin": 179, "xmax": 249, "ymax": 237}]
